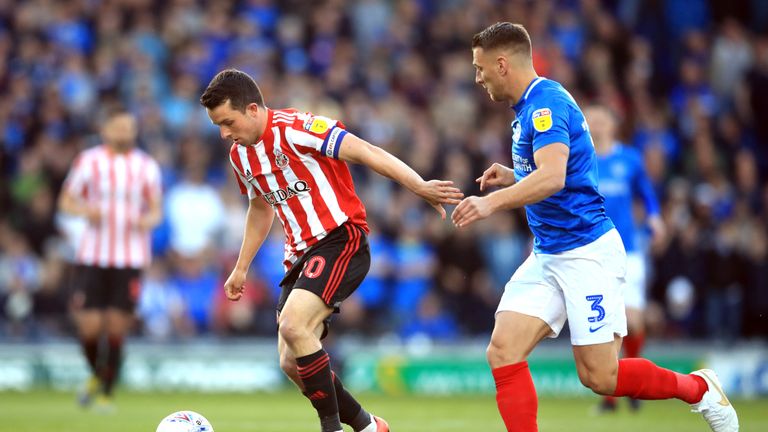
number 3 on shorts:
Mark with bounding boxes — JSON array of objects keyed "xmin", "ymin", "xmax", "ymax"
[{"xmin": 585, "ymin": 294, "xmax": 605, "ymax": 323}]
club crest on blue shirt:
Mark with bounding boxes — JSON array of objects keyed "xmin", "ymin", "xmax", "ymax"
[
  {"xmin": 511, "ymin": 119, "xmax": 521, "ymax": 144},
  {"xmin": 274, "ymin": 149, "xmax": 290, "ymax": 169}
]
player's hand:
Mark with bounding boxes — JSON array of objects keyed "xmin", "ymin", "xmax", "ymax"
[
  {"xmin": 223, "ymin": 268, "xmax": 247, "ymax": 301},
  {"xmin": 417, "ymin": 180, "xmax": 464, "ymax": 220},
  {"xmin": 85, "ymin": 206, "xmax": 102, "ymax": 225},
  {"xmin": 648, "ymin": 215, "xmax": 666, "ymax": 249},
  {"xmin": 476, "ymin": 163, "xmax": 515, "ymax": 191},
  {"xmin": 133, "ymin": 215, "xmax": 155, "ymax": 231},
  {"xmin": 136, "ymin": 217, "xmax": 153, "ymax": 231},
  {"xmin": 451, "ymin": 195, "xmax": 494, "ymax": 228}
]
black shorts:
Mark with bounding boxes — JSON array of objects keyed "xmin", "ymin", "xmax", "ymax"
[
  {"xmin": 277, "ymin": 223, "xmax": 370, "ymax": 317},
  {"xmin": 74, "ymin": 265, "xmax": 142, "ymax": 312}
]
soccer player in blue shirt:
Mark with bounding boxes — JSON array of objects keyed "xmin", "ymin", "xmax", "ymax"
[
  {"xmin": 585, "ymin": 104, "xmax": 666, "ymax": 412},
  {"xmin": 452, "ymin": 22, "xmax": 738, "ymax": 432}
]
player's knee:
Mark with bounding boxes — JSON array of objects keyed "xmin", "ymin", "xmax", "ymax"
[
  {"xmin": 486, "ymin": 339, "xmax": 526, "ymax": 368},
  {"xmin": 79, "ymin": 328, "xmax": 100, "ymax": 340},
  {"xmin": 277, "ymin": 319, "xmax": 311, "ymax": 345}
]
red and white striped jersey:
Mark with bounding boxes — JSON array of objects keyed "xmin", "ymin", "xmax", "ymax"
[
  {"xmin": 229, "ymin": 108, "xmax": 368, "ymax": 269},
  {"xmin": 63, "ymin": 145, "xmax": 162, "ymax": 269}
]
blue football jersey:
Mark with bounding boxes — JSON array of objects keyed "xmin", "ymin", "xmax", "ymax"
[
  {"xmin": 511, "ymin": 77, "xmax": 613, "ymax": 254},
  {"xmin": 597, "ymin": 144, "xmax": 660, "ymax": 252}
]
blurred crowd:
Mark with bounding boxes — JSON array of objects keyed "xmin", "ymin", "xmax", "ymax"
[{"xmin": 0, "ymin": 0, "xmax": 767, "ymax": 343}]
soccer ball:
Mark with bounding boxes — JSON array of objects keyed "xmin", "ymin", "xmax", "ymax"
[{"xmin": 156, "ymin": 411, "xmax": 214, "ymax": 432}]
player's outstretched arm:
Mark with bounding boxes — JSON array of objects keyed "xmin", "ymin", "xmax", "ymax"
[
  {"xmin": 338, "ymin": 133, "xmax": 464, "ymax": 219},
  {"xmin": 453, "ymin": 143, "xmax": 568, "ymax": 228},
  {"xmin": 224, "ymin": 197, "xmax": 274, "ymax": 301}
]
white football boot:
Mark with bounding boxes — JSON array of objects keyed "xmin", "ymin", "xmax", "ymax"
[{"xmin": 690, "ymin": 369, "xmax": 739, "ymax": 432}]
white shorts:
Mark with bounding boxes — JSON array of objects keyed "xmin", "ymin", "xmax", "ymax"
[
  {"xmin": 497, "ymin": 229, "xmax": 628, "ymax": 346},
  {"xmin": 623, "ymin": 252, "xmax": 647, "ymax": 310}
]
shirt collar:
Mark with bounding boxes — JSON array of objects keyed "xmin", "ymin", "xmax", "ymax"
[
  {"xmin": 511, "ymin": 77, "xmax": 545, "ymax": 113},
  {"xmin": 244, "ymin": 107, "xmax": 273, "ymax": 147}
]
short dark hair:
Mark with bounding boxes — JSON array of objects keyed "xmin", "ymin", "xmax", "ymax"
[
  {"xmin": 100, "ymin": 102, "xmax": 133, "ymax": 124},
  {"xmin": 472, "ymin": 22, "xmax": 531, "ymax": 57},
  {"xmin": 200, "ymin": 68, "xmax": 265, "ymax": 111}
]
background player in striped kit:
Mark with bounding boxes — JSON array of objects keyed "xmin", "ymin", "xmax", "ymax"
[
  {"xmin": 200, "ymin": 69, "xmax": 463, "ymax": 432},
  {"xmin": 585, "ymin": 104, "xmax": 666, "ymax": 413},
  {"xmin": 58, "ymin": 107, "xmax": 163, "ymax": 410}
]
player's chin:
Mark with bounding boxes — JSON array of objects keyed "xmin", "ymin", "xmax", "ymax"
[{"xmin": 488, "ymin": 92, "xmax": 504, "ymax": 102}]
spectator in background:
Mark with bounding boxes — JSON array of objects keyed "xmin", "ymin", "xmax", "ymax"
[
  {"xmin": 744, "ymin": 34, "xmax": 768, "ymax": 174},
  {"xmin": 391, "ymin": 199, "xmax": 437, "ymax": 329},
  {"xmin": 137, "ymin": 261, "xmax": 186, "ymax": 341},
  {"xmin": 57, "ymin": 107, "xmax": 162, "ymax": 411},
  {"xmin": 399, "ymin": 292, "xmax": 458, "ymax": 343},
  {"xmin": 211, "ymin": 264, "xmax": 274, "ymax": 337},
  {"xmin": 169, "ymin": 253, "xmax": 219, "ymax": 335},
  {"xmin": 479, "ymin": 213, "xmax": 528, "ymax": 293},
  {"xmin": 344, "ymin": 221, "xmax": 395, "ymax": 335},
  {"xmin": 709, "ymin": 18, "xmax": 753, "ymax": 102},
  {"xmin": 165, "ymin": 139, "xmax": 226, "ymax": 260},
  {"xmin": 32, "ymin": 239, "xmax": 71, "ymax": 338},
  {"xmin": 0, "ymin": 225, "xmax": 41, "ymax": 338}
]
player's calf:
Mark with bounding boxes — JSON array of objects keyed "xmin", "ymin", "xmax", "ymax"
[
  {"xmin": 579, "ymin": 374, "xmax": 618, "ymax": 396},
  {"xmin": 576, "ymin": 364, "xmax": 619, "ymax": 395},
  {"xmin": 279, "ymin": 352, "xmax": 303, "ymax": 389}
]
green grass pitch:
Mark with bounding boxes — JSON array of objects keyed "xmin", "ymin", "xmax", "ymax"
[{"xmin": 1, "ymin": 390, "xmax": 766, "ymax": 431}]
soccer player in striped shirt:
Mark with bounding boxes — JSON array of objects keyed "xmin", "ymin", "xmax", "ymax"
[
  {"xmin": 452, "ymin": 22, "xmax": 737, "ymax": 432},
  {"xmin": 59, "ymin": 107, "xmax": 163, "ymax": 410},
  {"xmin": 200, "ymin": 69, "xmax": 463, "ymax": 432},
  {"xmin": 586, "ymin": 104, "xmax": 666, "ymax": 413}
]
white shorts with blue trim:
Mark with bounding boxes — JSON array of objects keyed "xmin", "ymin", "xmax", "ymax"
[{"xmin": 497, "ymin": 229, "xmax": 628, "ymax": 346}]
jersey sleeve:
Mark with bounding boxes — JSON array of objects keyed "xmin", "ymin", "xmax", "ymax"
[
  {"xmin": 63, "ymin": 153, "xmax": 91, "ymax": 198},
  {"xmin": 530, "ymin": 96, "xmax": 571, "ymax": 152},
  {"xmin": 629, "ymin": 148, "xmax": 660, "ymax": 217},
  {"xmin": 285, "ymin": 114, "xmax": 348, "ymax": 159},
  {"xmin": 229, "ymin": 154, "xmax": 259, "ymax": 200}
]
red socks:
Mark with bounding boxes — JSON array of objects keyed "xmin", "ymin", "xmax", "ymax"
[
  {"xmin": 492, "ymin": 362, "xmax": 538, "ymax": 432},
  {"xmin": 612, "ymin": 358, "xmax": 708, "ymax": 404},
  {"xmin": 492, "ymin": 357, "xmax": 708, "ymax": 432}
]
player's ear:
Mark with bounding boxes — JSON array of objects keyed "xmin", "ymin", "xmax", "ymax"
[
  {"xmin": 246, "ymin": 102, "xmax": 260, "ymax": 118},
  {"xmin": 496, "ymin": 55, "xmax": 508, "ymax": 75}
]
